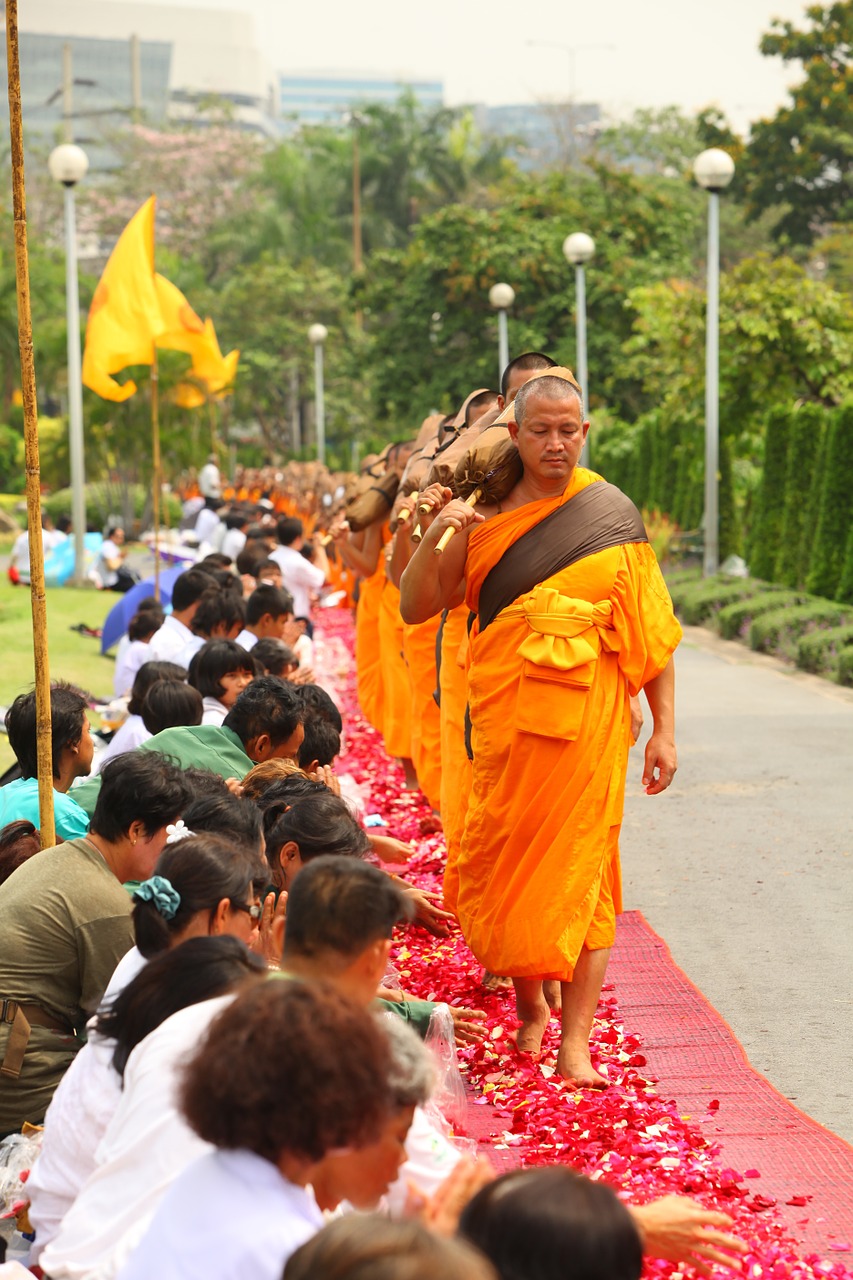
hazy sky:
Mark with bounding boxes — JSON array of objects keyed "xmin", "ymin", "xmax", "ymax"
[{"xmin": 126, "ymin": 0, "xmax": 810, "ymax": 133}]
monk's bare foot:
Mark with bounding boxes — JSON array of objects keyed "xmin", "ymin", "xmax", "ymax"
[
  {"xmin": 555, "ymin": 1043, "xmax": 608, "ymax": 1088},
  {"xmin": 515, "ymin": 1004, "xmax": 550, "ymax": 1055},
  {"xmin": 483, "ymin": 971, "xmax": 512, "ymax": 993},
  {"xmin": 401, "ymin": 758, "xmax": 419, "ymax": 791},
  {"xmin": 543, "ymin": 979, "xmax": 562, "ymax": 1012}
]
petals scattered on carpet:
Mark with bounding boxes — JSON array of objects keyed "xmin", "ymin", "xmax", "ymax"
[{"xmin": 317, "ymin": 609, "xmax": 852, "ymax": 1280}]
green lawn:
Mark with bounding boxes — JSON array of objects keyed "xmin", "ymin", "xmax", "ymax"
[{"xmin": 0, "ymin": 579, "xmax": 116, "ymax": 773}]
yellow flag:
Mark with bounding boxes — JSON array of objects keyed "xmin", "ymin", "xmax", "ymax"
[
  {"xmin": 154, "ymin": 274, "xmax": 209, "ymax": 357},
  {"xmin": 82, "ymin": 197, "xmax": 164, "ymax": 402},
  {"xmin": 172, "ymin": 382, "xmax": 207, "ymax": 409},
  {"xmin": 191, "ymin": 318, "xmax": 239, "ymax": 393}
]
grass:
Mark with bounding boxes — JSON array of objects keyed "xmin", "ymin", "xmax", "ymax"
[{"xmin": 0, "ymin": 578, "xmax": 115, "ymax": 773}]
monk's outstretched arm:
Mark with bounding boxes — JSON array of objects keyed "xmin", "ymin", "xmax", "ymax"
[
  {"xmin": 331, "ymin": 522, "xmax": 382, "ymax": 579},
  {"xmin": 399, "ymin": 486, "xmax": 481, "ymax": 623},
  {"xmin": 642, "ymin": 657, "xmax": 677, "ymax": 795}
]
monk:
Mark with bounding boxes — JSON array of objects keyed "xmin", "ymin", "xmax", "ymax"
[
  {"xmin": 400, "ymin": 371, "xmax": 681, "ymax": 1087},
  {"xmin": 332, "ymin": 517, "xmax": 389, "ymax": 732}
]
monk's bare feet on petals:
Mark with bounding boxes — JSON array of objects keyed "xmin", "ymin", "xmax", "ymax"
[
  {"xmin": 515, "ymin": 1005, "xmax": 550, "ymax": 1055},
  {"xmin": 483, "ymin": 971, "xmax": 513, "ymax": 993},
  {"xmin": 542, "ymin": 980, "xmax": 562, "ymax": 1012},
  {"xmin": 555, "ymin": 1043, "xmax": 609, "ymax": 1088}
]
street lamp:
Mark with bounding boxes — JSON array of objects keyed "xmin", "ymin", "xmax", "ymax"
[
  {"xmin": 693, "ymin": 148, "xmax": 735, "ymax": 577},
  {"xmin": 489, "ymin": 282, "xmax": 515, "ymax": 386},
  {"xmin": 563, "ymin": 232, "xmax": 595, "ymax": 468},
  {"xmin": 308, "ymin": 323, "xmax": 328, "ymax": 466},
  {"xmin": 48, "ymin": 143, "xmax": 89, "ymax": 586}
]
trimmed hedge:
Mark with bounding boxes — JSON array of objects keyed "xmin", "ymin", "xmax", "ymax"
[
  {"xmin": 795, "ymin": 625, "xmax": 853, "ymax": 677},
  {"xmin": 669, "ymin": 576, "xmax": 783, "ymax": 626},
  {"xmin": 42, "ymin": 483, "xmax": 182, "ymax": 530},
  {"xmin": 714, "ymin": 590, "xmax": 806, "ymax": 641},
  {"xmin": 837, "ymin": 648, "xmax": 853, "ymax": 687},
  {"xmin": 748, "ymin": 601, "xmax": 850, "ymax": 660}
]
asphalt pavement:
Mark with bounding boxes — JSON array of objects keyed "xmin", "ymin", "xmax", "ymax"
[{"xmin": 621, "ymin": 626, "xmax": 853, "ymax": 1144}]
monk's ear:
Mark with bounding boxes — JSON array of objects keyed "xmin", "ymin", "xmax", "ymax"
[
  {"xmin": 496, "ymin": 395, "xmax": 505, "ymax": 411},
  {"xmin": 508, "ymin": 420, "xmax": 520, "ymax": 444}
]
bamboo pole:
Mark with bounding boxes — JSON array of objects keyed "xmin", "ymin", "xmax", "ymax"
[
  {"xmin": 151, "ymin": 352, "xmax": 161, "ymax": 600},
  {"xmin": 208, "ymin": 393, "xmax": 218, "ymax": 461},
  {"xmin": 5, "ymin": 0, "xmax": 56, "ymax": 849}
]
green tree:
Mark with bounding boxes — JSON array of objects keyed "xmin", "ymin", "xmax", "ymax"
[
  {"xmin": 744, "ymin": 1, "xmax": 853, "ymax": 244},
  {"xmin": 748, "ymin": 405, "xmax": 794, "ymax": 577},
  {"xmin": 807, "ymin": 400, "xmax": 853, "ymax": 597}
]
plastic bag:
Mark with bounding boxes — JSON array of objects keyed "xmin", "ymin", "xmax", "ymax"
[
  {"xmin": 424, "ymin": 1004, "xmax": 468, "ymax": 1134},
  {"xmin": 0, "ymin": 1130, "xmax": 42, "ymax": 1221}
]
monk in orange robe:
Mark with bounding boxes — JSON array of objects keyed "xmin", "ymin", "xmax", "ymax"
[
  {"xmin": 377, "ymin": 576, "xmax": 414, "ymax": 765},
  {"xmin": 331, "ymin": 518, "xmax": 389, "ymax": 732},
  {"xmin": 401, "ymin": 371, "xmax": 681, "ymax": 1086}
]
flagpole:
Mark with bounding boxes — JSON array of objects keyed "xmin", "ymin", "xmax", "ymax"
[
  {"xmin": 208, "ymin": 393, "xmax": 218, "ymax": 461},
  {"xmin": 151, "ymin": 352, "xmax": 161, "ymax": 601},
  {"xmin": 5, "ymin": 0, "xmax": 56, "ymax": 849}
]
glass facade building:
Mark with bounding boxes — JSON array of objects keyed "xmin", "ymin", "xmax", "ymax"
[{"xmin": 278, "ymin": 72, "xmax": 444, "ymax": 129}]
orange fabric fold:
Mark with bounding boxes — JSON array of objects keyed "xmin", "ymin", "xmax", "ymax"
[
  {"xmin": 456, "ymin": 469, "xmax": 681, "ymax": 979},
  {"xmin": 440, "ymin": 602, "xmax": 473, "ymax": 912},
  {"xmin": 403, "ymin": 616, "xmax": 443, "ymax": 811},
  {"xmin": 355, "ymin": 525, "xmax": 390, "ymax": 732},
  {"xmin": 377, "ymin": 580, "xmax": 412, "ymax": 760}
]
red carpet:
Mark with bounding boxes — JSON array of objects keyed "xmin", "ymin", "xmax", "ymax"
[{"xmin": 610, "ymin": 912, "xmax": 853, "ymax": 1257}]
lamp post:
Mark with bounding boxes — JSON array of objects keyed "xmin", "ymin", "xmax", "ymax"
[
  {"xmin": 48, "ymin": 143, "xmax": 89, "ymax": 585},
  {"xmin": 562, "ymin": 231, "xmax": 595, "ymax": 468},
  {"xmin": 693, "ymin": 148, "xmax": 735, "ymax": 577},
  {"xmin": 308, "ymin": 324, "xmax": 328, "ymax": 466},
  {"xmin": 488, "ymin": 282, "xmax": 515, "ymax": 386}
]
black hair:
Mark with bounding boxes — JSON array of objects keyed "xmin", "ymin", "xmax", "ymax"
[
  {"xmin": 0, "ymin": 819, "xmax": 40, "ymax": 885},
  {"xmin": 255, "ymin": 775, "xmax": 328, "ymax": 819},
  {"xmin": 222, "ymin": 676, "xmax": 303, "ymax": 750},
  {"xmin": 284, "ymin": 856, "xmax": 412, "ymax": 960},
  {"xmin": 255, "ymin": 559, "xmax": 282, "ymax": 580},
  {"xmin": 207, "ymin": 568, "xmax": 245, "ymax": 597},
  {"xmin": 141, "ymin": 680, "xmax": 203, "ymax": 735},
  {"xmin": 235, "ymin": 544, "xmax": 272, "ymax": 577},
  {"xmin": 264, "ymin": 789, "xmax": 369, "ymax": 873},
  {"xmin": 170, "ymin": 567, "xmax": 217, "ymax": 613},
  {"xmin": 135, "ymin": 596, "xmax": 165, "ymax": 615},
  {"xmin": 245, "ymin": 584, "xmax": 294, "ymax": 626},
  {"xmin": 293, "ymin": 684, "xmax": 343, "ymax": 733},
  {"xmin": 252, "ymin": 638, "xmax": 298, "ymax": 677},
  {"xmin": 127, "ymin": 608, "xmax": 164, "ymax": 642},
  {"xmin": 96, "ymin": 935, "xmax": 264, "ymax": 1078},
  {"xmin": 133, "ymin": 831, "xmax": 267, "ymax": 958},
  {"xmin": 178, "ymin": 767, "xmax": 230, "ymax": 798},
  {"xmin": 224, "ymin": 510, "xmax": 252, "ymax": 531},
  {"xmin": 198, "ymin": 552, "xmax": 234, "ymax": 569},
  {"xmin": 276, "ymin": 516, "xmax": 303, "ymax": 546},
  {"xmin": 499, "ymin": 351, "xmax": 558, "ymax": 399},
  {"xmin": 190, "ymin": 588, "xmax": 246, "ymax": 638},
  {"xmin": 5, "ymin": 681, "xmax": 88, "ymax": 779},
  {"xmin": 183, "ymin": 790, "xmax": 264, "ymax": 850},
  {"xmin": 458, "ymin": 1167, "xmax": 644, "ymax": 1280},
  {"xmin": 297, "ymin": 713, "xmax": 341, "ymax": 769},
  {"xmin": 127, "ymin": 661, "xmax": 186, "ymax": 717},
  {"xmin": 91, "ymin": 751, "xmax": 192, "ymax": 842},
  {"xmin": 465, "ymin": 389, "xmax": 500, "ymax": 427},
  {"xmin": 187, "ymin": 640, "xmax": 255, "ymax": 700}
]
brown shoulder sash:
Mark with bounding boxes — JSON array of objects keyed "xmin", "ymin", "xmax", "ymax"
[{"xmin": 477, "ymin": 481, "xmax": 647, "ymax": 632}]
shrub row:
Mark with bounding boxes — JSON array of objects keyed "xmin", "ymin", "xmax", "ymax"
[{"xmin": 666, "ymin": 570, "xmax": 853, "ymax": 686}]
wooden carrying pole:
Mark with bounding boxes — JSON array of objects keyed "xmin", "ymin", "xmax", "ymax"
[{"xmin": 5, "ymin": 0, "xmax": 56, "ymax": 848}]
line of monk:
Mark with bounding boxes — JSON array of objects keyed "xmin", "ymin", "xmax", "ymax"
[{"xmin": 334, "ymin": 352, "xmax": 681, "ymax": 1087}]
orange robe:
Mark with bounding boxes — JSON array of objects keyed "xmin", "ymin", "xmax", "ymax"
[
  {"xmin": 455, "ymin": 469, "xmax": 682, "ymax": 980},
  {"xmin": 403, "ymin": 616, "xmax": 443, "ymax": 811},
  {"xmin": 355, "ymin": 526, "xmax": 390, "ymax": 733},
  {"xmin": 440, "ymin": 603, "xmax": 473, "ymax": 909},
  {"xmin": 378, "ymin": 579, "xmax": 412, "ymax": 760}
]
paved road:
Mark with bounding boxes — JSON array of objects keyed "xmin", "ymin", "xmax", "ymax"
[{"xmin": 621, "ymin": 626, "xmax": 853, "ymax": 1144}]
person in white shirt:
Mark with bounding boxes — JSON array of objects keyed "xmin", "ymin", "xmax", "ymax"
[
  {"xmin": 115, "ymin": 980, "xmax": 397, "ymax": 1280},
  {"xmin": 235, "ymin": 584, "xmax": 294, "ymax": 652},
  {"xmin": 220, "ymin": 510, "xmax": 251, "ymax": 563},
  {"xmin": 269, "ymin": 518, "xmax": 329, "ymax": 622},
  {"xmin": 97, "ymin": 661, "xmax": 186, "ymax": 772},
  {"xmin": 197, "ymin": 455, "xmax": 221, "ymax": 500},
  {"xmin": 37, "ymin": 859, "xmax": 413, "ymax": 1280},
  {"xmin": 147, "ymin": 568, "xmax": 217, "ymax": 664},
  {"xmin": 27, "ymin": 936, "xmax": 265, "ymax": 1266},
  {"xmin": 194, "ymin": 499, "xmax": 223, "ymax": 548},
  {"xmin": 113, "ymin": 605, "xmax": 165, "ymax": 697},
  {"xmin": 173, "ymin": 589, "xmax": 246, "ymax": 671}
]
